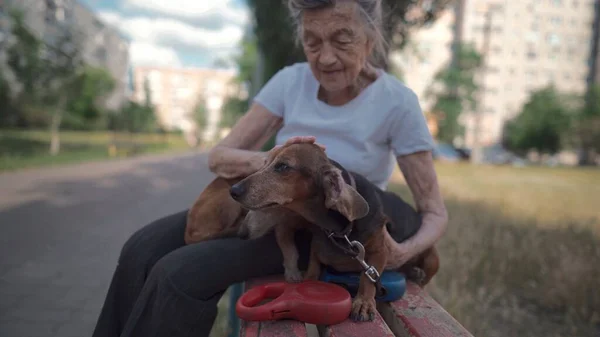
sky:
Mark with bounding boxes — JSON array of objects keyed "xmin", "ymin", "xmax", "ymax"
[{"xmin": 81, "ymin": 0, "xmax": 250, "ymax": 69}]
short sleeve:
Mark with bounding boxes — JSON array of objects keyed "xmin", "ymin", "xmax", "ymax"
[
  {"xmin": 388, "ymin": 89, "xmax": 435, "ymax": 157},
  {"xmin": 252, "ymin": 66, "xmax": 291, "ymax": 118}
]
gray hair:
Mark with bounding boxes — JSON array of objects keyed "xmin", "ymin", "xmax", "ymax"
[{"xmin": 287, "ymin": 0, "xmax": 388, "ymax": 67}]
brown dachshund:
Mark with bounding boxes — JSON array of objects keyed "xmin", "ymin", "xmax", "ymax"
[
  {"xmin": 230, "ymin": 142, "xmax": 440, "ymax": 322},
  {"xmin": 185, "ymin": 173, "xmax": 311, "ymax": 282}
]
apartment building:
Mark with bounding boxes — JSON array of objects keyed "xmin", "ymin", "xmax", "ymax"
[
  {"xmin": 132, "ymin": 66, "xmax": 238, "ymax": 143},
  {"xmin": 390, "ymin": 9, "xmax": 456, "ymax": 113},
  {"xmin": 395, "ymin": 0, "xmax": 599, "ymax": 148},
  {"xmin": 0, "ymin": 0, "xmax": 130, "ymax": 110}
]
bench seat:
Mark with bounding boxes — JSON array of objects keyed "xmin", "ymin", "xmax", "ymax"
[{"xmin": 238, "ymin": 276, "xmax": 473, "ymax": 337}]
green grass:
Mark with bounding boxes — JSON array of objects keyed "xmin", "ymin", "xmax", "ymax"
[
  {"xmin": 0, "ymin": 129, "xmax": 190, "ymax": 172},
  {"xmin": 390, "ymin": 162, "xmax": 600, "ymax": 337}
]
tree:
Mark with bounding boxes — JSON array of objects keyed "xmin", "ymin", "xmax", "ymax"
[
  {"xmin": 503, "ymin": 86, "xmax": 571, "ymax": 156},
  {"xmin": 64, "ymin": 66, "xmax": 116, "ymax": 130},
  {"xmin": 247, "ymin": 0, "xmax": 454, "ymax": 84},
  {"xmin": 5, "ymin": 8, "xmax": 84, "ymax": 155},
  {"xmin": 0, "ymin": 67, "xmax": 15, "ymax": 127},
  {"xmin": 192, "ymin": 96, "xmax": 209, "ymax": 144},
  {"xmin": 5, "ymin": 9, "xmax": 45, "ymax": 126},
  {"xmin": 573, "ymin": 85, "xmax": 600, "ymax": 165},
  {"xmin": 219, "ymin": 31, "xmax": 258, "ymax": 130},
  {"xmin": 42, "ymin": 28, "xmax": 84, "ymax": 155},
  {"xmin": 425, "ymin": 43, "xmax": 482, "ymax": 144}
]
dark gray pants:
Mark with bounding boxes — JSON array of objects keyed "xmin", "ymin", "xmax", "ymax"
[{"xmin": 92, "ymin": 210, "xmax": 311, "ymax": 337}]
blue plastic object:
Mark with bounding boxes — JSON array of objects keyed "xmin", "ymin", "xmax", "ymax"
[
  {"xmin": 320, "ymin": 268, "xmax": 406, "ymax": 302},
  {"xmin": 228, "ymin": 283, "xmax": 243, "ymax": 337}
]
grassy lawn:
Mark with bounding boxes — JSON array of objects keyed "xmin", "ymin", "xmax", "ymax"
[
  {"xmin": 389, "ymin": 163, "xmax": 600, "ymax": 337},
  {"xmin": 0, "ymin": 129, "xmax": 190, "ymax": 172}
]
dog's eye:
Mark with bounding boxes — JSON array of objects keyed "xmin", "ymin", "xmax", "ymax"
[{"xmin": 273, "ymin": 162, "xmax": 291, "ymax": 173}]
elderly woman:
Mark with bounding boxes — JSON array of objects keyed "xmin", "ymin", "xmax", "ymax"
[{"xmin": 92, "ymin": 0, "xmax": 448, "ymax": 336}]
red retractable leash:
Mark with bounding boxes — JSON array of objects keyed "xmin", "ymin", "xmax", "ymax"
[{"xmin": 235, "ymin": 280, "xmax": 352, "ymax": 325}]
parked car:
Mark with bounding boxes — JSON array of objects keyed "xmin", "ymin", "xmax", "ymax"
[
  {"xmin": 481, "ymin": 144, "xmax": 527, "ymax": 166},
  {"xmin": 432, "ymin": 143, "xmax": 462, "ymax": 162},
  {"xmin": 454, "ymin": 147, "xmax": 471, "ymax": 160}
]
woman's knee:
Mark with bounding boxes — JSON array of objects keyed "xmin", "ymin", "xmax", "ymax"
[
  {"xmin": 150, "ymin": 234, "xmax": 285, "ymax": 300},
  {"xmin": 118, "ymin": 210, "xmax": 188, "ymax": 270}
]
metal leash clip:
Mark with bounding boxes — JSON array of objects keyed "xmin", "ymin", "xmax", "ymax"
[{"xmin": 348, "ymin": 240, "xmax": 381, "ymax": 283}]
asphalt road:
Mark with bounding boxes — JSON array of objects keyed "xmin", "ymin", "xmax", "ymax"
[{"xmin": 0, "ymin": 151, "xmax": 214, "ymax": 337}]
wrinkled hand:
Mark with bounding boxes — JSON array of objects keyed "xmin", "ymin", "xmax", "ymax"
[
  {"xmin": 272, "ymin": 136, "xmax": 326, "ymax": 152},
  {"xmin": 254, "ymin": 136, "xmax": 326, "ymax": 173},
  {"xmin": 388, "ymin": 241, "xmax": 415, "ymax": 270}
]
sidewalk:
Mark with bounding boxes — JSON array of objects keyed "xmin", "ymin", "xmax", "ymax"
[{"xmin": 0, "ymin": 151, "xmax": 213, "ymax": 337}]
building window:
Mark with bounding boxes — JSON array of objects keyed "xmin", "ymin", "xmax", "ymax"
[
  {"xmin": 526, "ymin": 31, "xmax": 539, "ymax": 43},
  {"xmin": 95, "ymin": 47, "xmax": 107, "ymax": 63},
  {"xmin": 56, "ymin": 8, "xmax": 65, "ymax": 22},
  {"xmin": 527, "ymin": 51, "xmax": 537, "ymax": 60},
  {"xmin": 95, "ymin": 33, "xmax": 104, "ymax": 45},
  {"xmin": 547, "ymin": 33, "xmax": 560, "ymax": 46},
  {"xmin": 551, "ymin": 0, "xmax": 562, "ymax": 5},
  {"xmin": 549, "ymin": 16, "xmax": 562, "ymax": 26}
]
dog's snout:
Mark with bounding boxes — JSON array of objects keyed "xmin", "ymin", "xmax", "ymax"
[{"xmin": 229, "ymin": 184, "xmax": 246, "ymax": 200}]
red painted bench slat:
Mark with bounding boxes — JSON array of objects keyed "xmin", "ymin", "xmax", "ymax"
[
  {"xmin": 239, "ymin": 277, "xmax": 473, "ymax": 337},
  {"xmin": 240, "ymin": 276, "xmax": 308, "ymax": 337},
  {"xmin": 317, "ymin": 312, "xmax": 395, "ymax": 337},
  {"xmin": 379, "ymin": 282, "xmax": 474, "ymax": 337}
]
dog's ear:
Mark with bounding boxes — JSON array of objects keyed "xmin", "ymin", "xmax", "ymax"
[{"xmin": 321, "ymin": 167, "xmax": 369, "ymax": 221}]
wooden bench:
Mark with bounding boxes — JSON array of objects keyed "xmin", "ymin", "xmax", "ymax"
[{"xmin": 235, "ymin": 275, "xmax": 473, "ymax": 337}]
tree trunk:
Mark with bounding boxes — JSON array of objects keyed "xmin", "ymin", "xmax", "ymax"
[
  {"xmin": 49, "ymin": 95, "xmax": 66, "ymax": 156},
  {"xmin": 49, "ymin": 111, "xmax": 62, "ymax": 156},
  {"xmin": 578, "ymin": 146, "xmax": 597, "ymax": 166}
]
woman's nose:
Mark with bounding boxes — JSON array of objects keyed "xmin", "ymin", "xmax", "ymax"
[{"xmin": 318, "ymin": 44, "xmax": 337, "ymax": 67}]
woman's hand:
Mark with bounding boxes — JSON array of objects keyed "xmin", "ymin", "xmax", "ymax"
[
  {"xmin": 388, "ymin": 150, "xmax": 448, "ymax": 269},
  {"xmin": 387, "ymin": 241, "xmax": 414, "ymax": 270},
  {"xmin": 254, "ymin": 136, "xmax": 326, "ymax": 171},
  {"xmin": 272, "ymin": 136, "xmax": 326, "ymax": 152}
]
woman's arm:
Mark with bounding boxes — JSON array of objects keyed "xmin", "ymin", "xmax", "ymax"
[
  {"xmin": 388, "ymin": 150, "xmax": 448, "ymax": 269},
  {"xmin": 208, "ymin": 103, "xmax": 283, "ymax": 179}
]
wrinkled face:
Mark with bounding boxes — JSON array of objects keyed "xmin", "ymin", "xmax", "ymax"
[
  {"xmin": 230, "ymin": 144, "xmax": 328, "ymax": 209},
  {"xmin": 301, "ymin": 1, "xmax": 373, "ymax": 93}
]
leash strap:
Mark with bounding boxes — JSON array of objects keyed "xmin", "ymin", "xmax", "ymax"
[{"xmin": 325, "ymin": 168, "xmax": 385, "ymax": 296}]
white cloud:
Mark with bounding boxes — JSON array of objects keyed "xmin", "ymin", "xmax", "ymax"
[
  {"xmin": 124, "ymin": 0, "xmax": 249, "ymax": 25},
  {"xmin": 98, "ymin": 11, "xmax": 121, "ymax": 27},
  {"xmin": 119, "ymin": 17, "xmax": 243, "ymax": 50},
  {"xmin": 98, "ymin": 10, "xmax": 244, "ymax": 67},
  {"xmin": 129, "ymin": 42, "xmax": 182, "ymax": 67}
]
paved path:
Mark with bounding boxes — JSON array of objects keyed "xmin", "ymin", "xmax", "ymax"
[{"xmin": 0, "ymin": 151, "xmax": 214, "ymax": 337}]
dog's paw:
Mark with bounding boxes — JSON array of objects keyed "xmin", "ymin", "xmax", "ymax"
[
  {"xmin": 350, "ymin": 297, "xmax": 377, "ymax": 322},
  {"xmin": 284, "ymin": 268, "xmax": 303, "ymax": 283},
  {"xmin": 303, "ymin": 269, "xmax": 320, "ymax": 281},
  {"xmin": 407, "ymin": 267, "xmax": 426, "ymax": 286}
]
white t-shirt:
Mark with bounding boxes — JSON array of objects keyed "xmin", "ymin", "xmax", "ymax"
[{"xmin": 253, "ymin": 62, "xmax": 434, "ymax": 190}]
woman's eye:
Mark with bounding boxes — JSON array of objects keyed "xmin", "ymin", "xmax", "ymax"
[
  {"xmin": 304, "ymin": 38, "xmax": 321, "ymax": 49},
  {"xmin": 274, "ymin": 162, "xmax": 291, "ymax": 173}
]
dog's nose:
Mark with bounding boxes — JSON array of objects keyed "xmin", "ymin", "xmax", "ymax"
[{"xmin": 230, "ymin": 183, "xmax": 246, "ymax": 200}]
